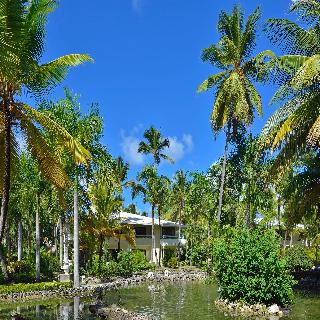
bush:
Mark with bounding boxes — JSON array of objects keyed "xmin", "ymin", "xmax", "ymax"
[
  {"xmin": 85, "ymin": 251, "xmax": 154, "ymax": 279},
  {"xmin": 166, "ymin": 256, "xmax": 179, "ymax": 269},
  {"xmin": 0, "ymin": 281, "xmax": 71, "ymax": 295},
  {"xmin": 285, "ymin": 246, "xmax": 313, "ymax": 272},
  {"xmin": 212, "ymin": 228, "xmax": 296, "ymax": 306},
  {"xmin": 7, "ymin": 260, "xmax": 34, "ymax": 283},
  {"xmin": 117, "ymin": 250, "xmax": 154, "ymax": 277}
]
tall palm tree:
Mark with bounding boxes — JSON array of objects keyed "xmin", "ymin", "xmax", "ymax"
[
  {"xmin": 198, "ymin": 5, "xmax": 274, "ymax": 224},
  {"xmin": 130, "ymin": 165, "xmax": 161, "ymax": 264},
  {"xmin": 138, "ymin": 126, "xmax": 173, "ymax": 165},
  {"xmin": 0, "ymin": 0, "xmax": 92, "ymax": 243},
  {"xmin": 172, "ymin": 170, "xmax": 189, "ymax": 260},
  {"xmin": 260, "ymin": 0, "xmax": 320, "ymax": 172}
]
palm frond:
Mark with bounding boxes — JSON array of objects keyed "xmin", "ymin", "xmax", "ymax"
[
  {"xmin": 19, "ymin": 116, "xmax": 70, "ymax": 189},
  {"xmin": 197, "ymin": 71, "xmax": 228, "ymax": 93},
  {"xmin": 27, "ymin": 54, "xmax": 93, "ymax": 93},
  {"xmin": 19, "ymin": 104, "xmax": 91, "ymax": 164}
]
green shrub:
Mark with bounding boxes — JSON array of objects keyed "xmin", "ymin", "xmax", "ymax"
[
  {"xmin": 212, "ymin": 228, "xmax": 296, "ymax": 306},
  {"xmin": 0, "ymin": 281, "xmax": 71, "ymax": 295},
  {"xmin": 285, "ymin": 246, "xmax": 313, "ymax": 272},
  {"xmin": 85, "ymin": 251, "xmax": 154, "ymax": 279},
  {"xmin": 130, "ymin": 250, "xmax": 154, "ymax": 272},
  {"xmin": 7, "ymin": 260, "xmax": 34, "ymax": 283},
  {"xmin": 40, "ymin": 251, "xmax": 60, "ymax": 279},
  {"xmin": 166, "ymin": 256, "xmax": 179, "ymax": 269}
]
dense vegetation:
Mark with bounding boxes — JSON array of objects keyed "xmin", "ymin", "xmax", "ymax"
[{"xmin": 0, "ymin": 0, "xmax": 319, "ymax": 307}]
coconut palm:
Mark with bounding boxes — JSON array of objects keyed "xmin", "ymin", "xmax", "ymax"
[
  {"xmin": 197, "ymin": 5, "xmax": 274, "ymax": 224},
  {"xmin": 172, "ymin": 170, "xmax": 189, "ymax": 260},
  {"xmin": 0, "ymin": 0, "xmax": 92, "ymax": 243},
  {"xmin": 130, "ymin": 165, "xmax": 167, "ymax": 264},
  {"xmin": 260, "ymin": 0, "xmax": 320, "ymax": 173},
  {"xmin": 138, "ymin": 126, "xmax": 173, "ymax": 165}
]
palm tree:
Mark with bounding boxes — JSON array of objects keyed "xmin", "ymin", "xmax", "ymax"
[
  {"xmin": 0, "ymin": 0, "xmax": 92, "ymax": 244},
  {"xmin": 260, "ymin": 0, "xmax": 320, "ymax": 172},
  {"xmin": 130, "ymin": 166, "xmax": 160, "ymax": 263},
  {"xmin": 172, "ymin": 170, "xmax": 189, "ymax": 260},
  {"xmin": 138, "ymin": 126, "xmax": 173, "ymax": 165},
  {"xmin": 197, "ymin": 5, "xmax": 274, "ymax": 224}
]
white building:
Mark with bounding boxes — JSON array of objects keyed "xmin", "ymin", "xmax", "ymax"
[{"xmin": 107, "ymin": 212, "xmax": 186, "ymax": 264}]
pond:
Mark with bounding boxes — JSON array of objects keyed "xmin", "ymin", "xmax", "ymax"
[{"xmin": 0, "ymin": 282, "xmax": 319, "ymax": 320}]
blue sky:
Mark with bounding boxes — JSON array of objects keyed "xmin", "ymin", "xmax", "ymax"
[{"xmin": 42, "ymin": 0, "xmax": 293, "ymax": 210}]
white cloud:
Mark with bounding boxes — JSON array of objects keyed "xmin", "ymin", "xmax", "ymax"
[
  {"xmin": 120, "ymin": 130, "xmax": 145, "ymax": 165},
  {"xmin": 167, "ymin": 134, "xmax": 194, "ymax": 162}
]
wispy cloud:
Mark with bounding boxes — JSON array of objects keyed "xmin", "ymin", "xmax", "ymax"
[
  {"xmin": 167, "ymin": 134, "xmax": 194, "ymax": 162},
  {"xmin": 120, "ymin": 126, "xmax": 193, "ymax": 165},
  {"xmin": 120, "ymin": 128, "xmax": 145, "ymax": 165}
]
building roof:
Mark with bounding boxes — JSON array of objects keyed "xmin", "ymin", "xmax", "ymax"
[{"xmin": 118, "ymin": 211, "xmax": 183, "ymax": 228}]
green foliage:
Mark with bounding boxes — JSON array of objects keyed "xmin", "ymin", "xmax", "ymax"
[
  {"xmin": 40, "ymin": 251, "xmax": 60, "ymax": 279},
  {"xmin": 163, "ymin": 250, "xmax": 178, "ymax": 268},
  {"xmin": 7, "ymin": 260, "xmax": 34, "ymax": 284},
  {"xmin": 213, "ymin": 228, "xmax": 296, "ymax": 306},
  {"xmin": 0, "ymin": 282, "xmax": 71, "ymax": 295},
  {"xmin": 85, "ymin": 251, "xmax": 154, "ymax": 279},
  {"xmin": 285, "ymin": 246, "xmax": 313, "ymax": 272},
  {"xmin": 117, "ymin": 251, "xmax": 154, "ymax": 277}
]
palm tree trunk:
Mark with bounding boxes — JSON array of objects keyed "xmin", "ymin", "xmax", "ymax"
[
  {"xmin": 36, "ymin": 193, "xmax": 41, "ymax": 282},
  {"xmin": 17, "ymin": 220, "xmax": 23, "ymax": 261},
  {"xmin": 98, "ymin": 235, "xmax": 104, "ymax": 273},
  {"xmin": 217, "ymin": 126, "xmax": 230, "ymax": 224},
  {"xmin": 151, "ymin": 205, "xmax": 155, "ymax": 263},
  {"xmin": 0, "ymin": 244, "xmax": 8, "ymax": 281},
  {"xmin": 0, "ymin": 100, "xmax": 11, "ymax": 244},
  {"xmin": 283, "ymin": 229, "xmax": 287, "ymax": 255},
  {"xmin": 59, "ymin": 216, "xmax": 64, "ymax": 267},
  {"xmin": 158, "ymin": 208, "xmax": 161, "ymax": 266},
  {"xmin": 207, "ymin": 220, "xmax": 211, "ymax": 274},
  {"xmin": 178, "ymin": 206, "xmax": 182, "ymax": 261},
  {"xmin": 73, "ymin": 179, "xmax": 80, "ymax": 288}
]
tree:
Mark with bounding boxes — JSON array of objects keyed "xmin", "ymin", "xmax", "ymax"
[
  {"xmin": 198, "ymin": 5, "xmax": 273, "ymax": 224},
  {"xmin": 85, "ymin": 162, "xmax": 134, "ymax": 271},
  {"xmin": 260, "ymin": 0, "xmax": 320, "ymax": 173},
  {"xmin": 130, "ymin": 166, "xmax": 165, "ymax": 264},
  {"xmin": 172, "ymin": 170, "xmax": 189, "ymax": 260},
  {"xmin": 138, "ymin": 126, "xmax": 173, "ymax": 165},
  {"xmin": 41, "ymin": 90, "xmax": 105, "ymax": 287},
  {"xmin": 0, "ymin": 0, "xmax": 92, "ymax": 244}
]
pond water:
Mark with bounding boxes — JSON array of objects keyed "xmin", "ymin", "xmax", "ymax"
[{"xmin": 0, "ymin": 282, "xmax": 319, "ymax": 320}]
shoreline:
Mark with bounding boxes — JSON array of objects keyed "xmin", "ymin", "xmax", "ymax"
[{"xmin": 0, "ymin": 269, "xmax": 206, "ymax": 302}]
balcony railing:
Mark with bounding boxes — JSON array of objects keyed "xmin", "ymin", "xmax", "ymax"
[
  {"xmin": 161, "ymin": 235, "xmax": 178, "ymax": 239},
  {"xmin": 136, "ymin": 234, "xmax": 152, "ymax": 238}
]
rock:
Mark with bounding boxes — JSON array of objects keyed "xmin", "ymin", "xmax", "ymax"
[
  {"xmin": 147, "ymin": 272, "xmax": 154, "ymax": 279},
  {"xmin": 89, "ymin": 304, "xmax": 153, "ymax": 320},
  {"xmin": 268, "ymin": 304, "xmax": 280, "ymax": 314}
]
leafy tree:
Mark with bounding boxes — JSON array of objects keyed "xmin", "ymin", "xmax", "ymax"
[
  {"xmin": 171, "ymin": 170, "xmax": 189, "ymax": 260},
  {"xmin": 0, "ymin": 0, "xmax": 92, "ymax": 244},
  {"xmin": 138, "ymin": 126, "xmax": 173, "ymax": 165},
  {"xmin": 130, "ymin": 166, "xmax": 169, "ymax": 264},
  {"xmin": 198, "ymin": 5, "xmax": 273, "ymax": 224},
  {"xmin": 261, "ymin": 0, "xmax": 320, "ymax": 173}
]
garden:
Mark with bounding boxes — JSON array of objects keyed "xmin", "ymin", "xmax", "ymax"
[{"xmin": 0, "ymin": 0, "xmax": 320, "ymax": 319}]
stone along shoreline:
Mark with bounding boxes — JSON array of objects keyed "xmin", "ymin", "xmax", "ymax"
[{"xmin": 0, "ymin": 269, "xmax": 206, "ymax": 302}]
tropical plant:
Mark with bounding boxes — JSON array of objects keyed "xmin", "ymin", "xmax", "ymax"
[
  {"xmin": 198, "ymin": 5, "xmax": 274, "ymax": 223},
  {"xmin": 171, "ymin": 170, "xmax": 189, "ymax": 259},
  {"xmin": 138, "ymin": 126, "xmax": 173, "ymax": 165},
  {"xmin": 260, "ymin": 0, "xmax": 320, "ymax": 174},
  {"xmin": 213, "ymin": 227, "xmax": 296, "ymax": 306},
  {"xmin": 0, "ymin": 0, "xmax": 92, "ymax": 244}
]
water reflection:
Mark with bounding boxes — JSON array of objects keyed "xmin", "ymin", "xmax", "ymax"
[{"xmin": 1, "ymin": 283, "xmax": 320, "ymax": 320}]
